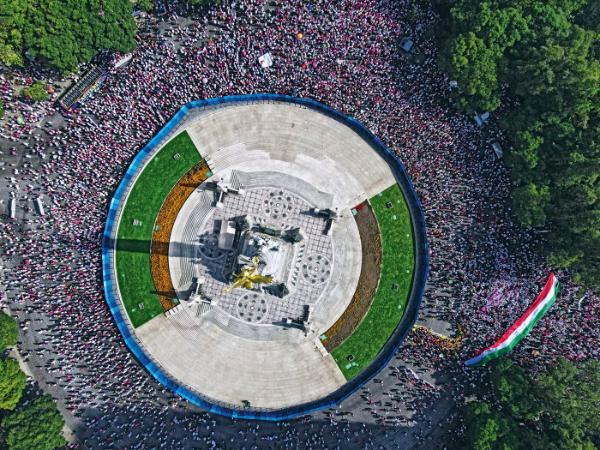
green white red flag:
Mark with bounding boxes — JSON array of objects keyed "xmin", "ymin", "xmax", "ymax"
[{"xmin": 466, "ymin": 273, "xmax": 560, "ymax": 367}]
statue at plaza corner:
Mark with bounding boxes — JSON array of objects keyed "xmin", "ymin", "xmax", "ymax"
[{"xmin": 225, "ymin": 256, "xmax": 273, "ymax": 293}]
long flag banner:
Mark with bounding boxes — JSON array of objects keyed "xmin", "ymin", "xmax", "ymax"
[{"xmin": 466, "ymin": 273, "xmax": 560, "ymax": 367}]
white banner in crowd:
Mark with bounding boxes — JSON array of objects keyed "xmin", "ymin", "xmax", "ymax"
[{"xmin": 258, "ymin": 52, "xmax": 273, "ymax": 68}]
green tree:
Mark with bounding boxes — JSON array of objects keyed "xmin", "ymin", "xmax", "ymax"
[
  {"xmin": 536, "ymin": 359, "xmax": 600, "ymax": 448},
  {"xmin": 0, "ymin": 312, "xmax": 18, "ymax": 352},
  {"xmin": 0, "ymin": 0, "xmax": 137, "ymax": 73},
  {"xmin": 0, "ymin": 100, "xmax": 5, "ymax": 119},
  {"xmin": 135, "ymin": 0, "xmax": 154, "ymax": 12},
  {"xmin": 439, "ymin": 1, "xmax": 529, "ymax": 112},
  {"xmin": 1, "ymin": 395, "xmax": 65, "ymax": 450},
  {"xmin": 505, "ymin": 129, "xmax": 543, "ymax": 178},
  {"xmin": 455, "ymin": 358, "xmax": 600, "ymax": 450},
  {"xmin": 439, "ymin": 0, "xmax": 600, "ymax": 289},
  {"xmin": 512, "ymin": 183, "xmax": 549, "ymax": 227},
  {"xmin": 576, "ymin": 0, "xmax": 600, "ymax": 32},
  {"xmin": 442, "ymin": 32, "xmax": 501, "ymax": 111},
  {"xmin": 0, "ymin": 359, "xmax": 26, "ymax": 411},
  {"xmin": 0, "ymin": 0, "xmax": 27, "ymax": 67},
  {"xmin": 0, "ymin": 40, "xmax": 23, "ymax": 67},
  {"xmin": 22, "ymin": 82, "xmax": 48, "ymax": 102},
  {"xmin": 491, "ymin": 359, "xmax": 541, "ymax": 420},
  {"xmin": 507, "ymin": 25, "xmax": 599, "ymax": 129},
  {"xmin": 465, "ymin": 402, "xmax": 502, "ymax": 450}
]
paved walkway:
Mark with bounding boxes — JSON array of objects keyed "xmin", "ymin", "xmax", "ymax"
[
  {"xmin": 188, "ymin": 102, "xmax": 396, "ymax": 209},
  {"xmin": 137, "ymin": 314, "xmax": 346, "ymax": 409}
]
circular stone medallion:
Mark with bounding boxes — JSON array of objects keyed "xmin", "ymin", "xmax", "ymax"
[
  {"xmin": 301, "ymin": 253, "xmax": 332, "ymax": 286},
  {"xmin": 236, "ymin": 292, "xmax": 268, "ymax": 323},
  {"xmin": 263, "ymin": 190, "xmax": 295, "ymax": 220}
]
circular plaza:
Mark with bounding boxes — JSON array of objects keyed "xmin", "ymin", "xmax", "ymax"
[{"xmin": 102, "ymin": 96, "xmax": 427, "ymax": 419}]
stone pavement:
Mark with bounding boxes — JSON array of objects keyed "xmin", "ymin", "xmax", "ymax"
[{"xmin": 136, "ymin": 314, "xmax": 347, "ymax": 409}]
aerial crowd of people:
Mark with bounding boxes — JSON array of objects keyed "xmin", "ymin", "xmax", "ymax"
[{"xmin": 0, "ymin": 0, "xmax": 598, "ymax": 448}]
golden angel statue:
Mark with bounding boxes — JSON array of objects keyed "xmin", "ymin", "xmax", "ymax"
[{"xmin": 225, "ymin": 256, "xmax": 273, "ymax": 292}]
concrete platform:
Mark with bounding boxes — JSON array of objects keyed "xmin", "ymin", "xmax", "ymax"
[
  {"xmin": 168, "ymin": 171, "xmax": 363, "ymax": 338},
  {"xmin": 187, "ymin": 102, "xmax": 396, "ymax": 209},
  {"xmin": 136, "ymin": 312, "xmax": 346, "ymax": 409},
  {"xmin": 123, "ymin": 101, "xmax": 400, "ymax": 410}
]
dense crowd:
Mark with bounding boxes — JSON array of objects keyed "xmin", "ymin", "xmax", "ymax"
[{"xmin": 0, "ymin": 0, "xmax": 598, "ymax": 448}]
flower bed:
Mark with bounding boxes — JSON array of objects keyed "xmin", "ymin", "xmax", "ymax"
[
  {"xmin": 331, "ymin": 184, "xmax": 415, "ymax": 379},
  {"xmin": 150, "ymin": 161, "xmax": 212, "ymax": 311},
  {"xmin": 321, "ymin": 201, "xmax": 382, "ymax": 351}
]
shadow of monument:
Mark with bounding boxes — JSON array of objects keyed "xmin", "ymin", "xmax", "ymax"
[
  {"xmin": 107, "ymin": 237, "xmax": 199, "ymax": 258},
  {"xmin": 108, "ymin": 237, "xmax": 230, "ymax": 287}
]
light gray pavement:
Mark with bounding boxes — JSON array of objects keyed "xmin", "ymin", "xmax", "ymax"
[
  {"xmin": 0, "ymin": 113, "xmax": 84, "ymax": 441},
  {"xmin": 187, "ymin": 102, "xmax": 397, "ymax": 210},
  {"xmin": 168, "ymin": 171, "xmax": 363, "ymax": 335},
  {"xmin": 136, "ymin": 313, "xmax": 346, "ymax": 409}
]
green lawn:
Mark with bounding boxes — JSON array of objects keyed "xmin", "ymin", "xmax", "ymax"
[
  {"xmin": 331, "ymin": 184, "xmax": 415, "ymax": 379},
  {"xmin": 116, "ymin": 131, "xmax": 201, "ymax": 328}
]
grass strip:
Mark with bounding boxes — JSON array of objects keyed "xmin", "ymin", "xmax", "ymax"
[
  {"xmin": 115, "ymin": 131, "xmax": 201, "ymax": 328},
  {"xmin": 331, "ymin": 184, "xmax": 415, "ymax": 379}
]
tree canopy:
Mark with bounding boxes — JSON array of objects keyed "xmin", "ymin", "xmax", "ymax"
[
  {"xmin": 0, "ymin": 0, "xmax": 137, "ymax": 73},
  {"xmin": 22, "ymin": 82, "xmax": 49, "ymax": 103},
  {"xmin": 457, "ymin": 358, "xmax": 600, "ymax": 450},
  {"xmin": 0, "ymin": 313, "xmax": 63, "ymax": 449},
  {"xmin": 0, "ymin": 359, "xmax": 26, "ymax": 411},
  {"xmin": 1, "ymin": 395, "xmax": 65, "ymax": 450},
  {"xmin": 135, "ymin": 0, "xmax": 154, "ymax": 12},
  {"xmin": 0, "ymin": 312, "xmax": 18, "ymax": 353},
  {"xmin": 438, "ymin": 0, "xmax": 600, "ymax": 289}
]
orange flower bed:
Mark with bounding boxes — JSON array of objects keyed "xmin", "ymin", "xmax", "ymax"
[
  {"xmin": 321, "ymin": 202, "xmax": 382, "ymax": 352},
  {"xmin": 150, "ymin": 160, "xmax": 212, "ymax": 311}
]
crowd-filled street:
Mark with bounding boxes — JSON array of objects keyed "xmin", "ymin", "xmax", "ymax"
[{"xmin": 0, "ymin": 0, "xmax": 598, "ymax": 448}]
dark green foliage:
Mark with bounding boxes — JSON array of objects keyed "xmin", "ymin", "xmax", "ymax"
[
  {"xmin": 442, "ymin": 31, "xmax": 501, "ymax": 112},
  {"xmin": 0, "ymin": 359, "xmax": 26, "ymax": 411},
  {"xmin": 1, "ymin": 395, "xmax": 65, "ymax": 450},
  {"xmin": 576, "ymin": 0, "xmax": 600, "ymax": 33},
  {"xmin": 439, "ymin": 0, "xmax": 600, "ymax": 289},
  {"xmin": 0, "ymin": 0, "xmax": 136, "ymax": 73},
  {"xmin": 463, "ymin": 401, "xmax": 523, "ymax": 450},
  {"xmin": 135, "ymin": 0, "xmax": 154, "ymax": 12},
  {"xmin": 535, "ymin": 358, "xmax": 600, "ymax": 447},
  {"xmin": 439, "ymin": 1, "xmax": 530, "ymax": 112},
  {"xmin": 22, "ymin": 82, "xmax": 49, "ymax": 102},
  {"xmin": 511, "ymin": 183, "xmax": 549, "ymax": 227},
  {"xmin": 0, "ymin": 100, "xmax": 5, "ymax": 119},
  {"xmin": 0, "ymin": 312, "xmax": 18, "ymax": 352},
  {"xmin": 0, "ymin": 316, "xmax": 64, "ymax": 449},
  {"xmin": 0, "ymin": 0, "xmax": 27, "ymax": 67},
  {"xmin": 457, "ymin": 358, "xmax": 600, "ymax": 450}
]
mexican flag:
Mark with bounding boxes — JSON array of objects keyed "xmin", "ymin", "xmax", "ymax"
[{"xmin": 466, "ymin": 273, "xmax": 560, "ymax": 367}]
